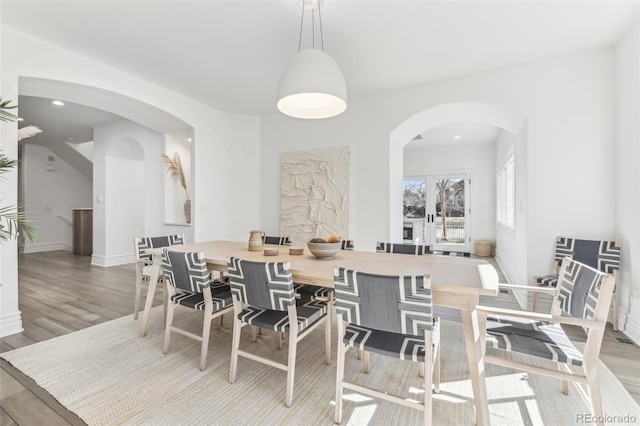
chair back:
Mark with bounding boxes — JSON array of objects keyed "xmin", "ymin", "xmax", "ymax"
[
  {"xmin": 135, "ymin": 234, "xmax": 185, "ymax": 262},
  {"xmin": 341, "ymin": 240, "xmax": 355, "ymax": 250},
  {"xmin": 554, "ymin": 237, "xmax": 620, "ymax": 275},
  {"xmin": 263, "ymin": 236, "xmax": 292, "ymax": 246},
  {"xmin": 161, "ymin": 249, "xmax": 210, "ymax": 294},
  {"xmin": 227, "ymin": 257, "xmax": 295, "ymax": 311},
  {"xmin": 376, "ymin": 241, "xmax": 432, "ymax": 255},
  {"xmin": 334, "ymin": 267, "xmax": 433, "ymax": 336},
  {"xmin": 553, "ymin": 258, "xmax": 615, "ymax": 322}
]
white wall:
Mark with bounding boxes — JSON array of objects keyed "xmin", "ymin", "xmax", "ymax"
[
  {"xmin": 403, "ymin": 141, "xmax": 497, "ymax": 245},
  {"xmin": 615, "ymin": 22, "xmax": 640, "ymax": 343},
  {"xmin": 21, "ymin": 144, "xmax": 92, "ymax": 253},
  {"xmin": 0, "ymin": 26, "xmax": 261, "ymax": 336},
  {"xmin": 261, "ymin": 48, "xmax": 616, "ymax": 274}
]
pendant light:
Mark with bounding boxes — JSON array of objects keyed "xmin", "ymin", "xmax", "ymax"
[{"xmin": 277, "ymin": 0, "xmax": 347, "ymax": 119}]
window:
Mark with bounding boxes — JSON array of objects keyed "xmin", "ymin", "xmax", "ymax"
[{"xmin": 497, "ymin": 155, "xmax": 514, "ymax": 230}]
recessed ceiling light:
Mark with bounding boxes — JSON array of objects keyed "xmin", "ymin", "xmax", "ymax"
[
  {"xmin": 17, "ymin": 117, "xmax": 24, "ymax": 121},
  {"xmin": 187, "ymin": 138, "xmax": 192, "ymax": 142},
  {"xmin": 453, "ymin": 135, "xmax": 462, "ymax": 139},
  {"xmin": 51, "ymin": 100, "xmax": 65, "ymax": 106}
]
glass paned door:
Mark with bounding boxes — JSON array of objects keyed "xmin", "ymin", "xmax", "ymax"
[{"xmin": 426, "ymin": 174, "xmax": 470, "ymax": 252}]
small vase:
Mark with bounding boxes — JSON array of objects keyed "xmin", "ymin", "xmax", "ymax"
[{"xmin": 184, "ymin": 200, "xmax": 191, "ymax": 224}]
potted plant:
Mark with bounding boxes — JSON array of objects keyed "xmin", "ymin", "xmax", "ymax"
[
  {"xmin": 0, "ymin": 97, "xmax": 38, "ymax": 243},
  {"xmin": 162, "ymin": 152, "xmax": 191, "ymax": 223}
]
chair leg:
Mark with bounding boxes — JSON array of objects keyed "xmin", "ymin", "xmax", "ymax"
[
  {"xmin": 162, "ymin": 282, "xmax": 168, "ymax": 326},
  {"xmin": 285, "ymin": 332, "xmax": 298, "ymax": 407},
  {"xmin": 335, "ymin": 318, "xmax": 346, "ymax": 424},
  {"xmin": 532, "ymin": 291, "xmax": 539, "ymax": 312},
  {"xmin": 251, "ymin": 325, "xmax": 259, "ymax": 342},
  {"xmin": 363, "ymin": 350, "xmax": 370, "ymax": 374},
  {"xmin": 200, "ymin": 312, "xmax": 212, "ymax": 371},
  {"xmin": 357, "ymin": 349, "xmax": 363, "ymax": 360},
  {"xmin": 229, "ymin": 317, "xmax": 242, "ymax": 384},
  {"xmin": 133, "ymin": 282, "xmax": 142, "ymax": 320},
  {"xmin": 163, "ymin": 302, "xmax": 175, "ymax": 354},
  {"xmin": 434, "ymin": 343, "xmax": 441, "ymax": 394},
  {"xmin": 586, "ymin": 366, "xmax": 604, "ymax": 426},
  {"xmin": 419, "ymin": 362, "xmax": 425, "ymax": 378},
  {"xmin": 558, "ymin": 364, "xmax": 568, "ymax": 395},
  {"xmin": 324, "ymin": 310, "xmax": 331, "ymax": 365},
  {"xmin": 278, "ymin": 332, "xmax": 284, "ymax": 350},
  {"xmin": 612, "ymin": 291, "xmax": 619, "ymax": 331}
]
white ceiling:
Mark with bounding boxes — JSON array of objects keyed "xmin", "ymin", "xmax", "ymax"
[
  {"xmin": 406, "ymin": 122, "xmax": 502, "ymax": 149},
  {"xmin": 2, "ymin": 1, "xmax": 638, "ymax": 116}
]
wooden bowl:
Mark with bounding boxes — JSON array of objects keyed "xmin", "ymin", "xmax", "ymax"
[
  {"xmin": 289, "ymin": 247, "xmax": 304, "ymax": 255},
  {"xmin": 307, "ymin": 241, "xmax": 341, "ymax": 259},
  {"xmin": 264, "ymin": 248, "xmax": 279, "ymax": 256}
]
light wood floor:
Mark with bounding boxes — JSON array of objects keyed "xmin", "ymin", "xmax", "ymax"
[{"xmin": 1, "ymin": 250, "xmax": 639, "ymax": 425}]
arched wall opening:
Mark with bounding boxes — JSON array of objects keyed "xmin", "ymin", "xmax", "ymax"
[
  {"xmin": 18, "ymin": 77, "xmax": 195, "ymax": 265},
  {"xmin": 389, "ymin": 101, "xmax": 530, "ymax": 304}
]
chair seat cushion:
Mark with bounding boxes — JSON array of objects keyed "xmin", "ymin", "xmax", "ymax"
[
  {"xmin": 294, "ymin": 283, "xmax": 332, "ymax": 301},
  {"xmin": 535, "ymin": 274, "xmax": 559, "ymax": 287},
  {"xmin": 485, "ymin": 315, "xmax": 583, "ymax": 366},
  {"xmin": 343, "ymin": 320, "xmax": 440, "ymax": 363},
  {"xmin": 170, "ymin": 285, "xmax": 233, "ymax": 313},
  {"xmin": 237, "ymin": 299, "xmax": 327, "ymax": 332}
]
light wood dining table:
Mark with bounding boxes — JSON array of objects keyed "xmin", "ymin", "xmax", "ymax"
[{"xmin": 138, "ymin": 240, "xmax": 499, "ymax": 425}]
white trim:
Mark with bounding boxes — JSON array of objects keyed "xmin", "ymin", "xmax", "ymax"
[
  {"xmin": 494, "ymin": 249, "xmax": 527, "ymax": 309},
  {"xmin": 0, "ymin": 311, "xmax": 24, "ymax": 338},
  {"xmin": 91, "ymin": 253, "xmax": 134, "ymax": 267},
  {"xmin": 21, "ymin": 242, "xmax": 72, "ymax": 253}
]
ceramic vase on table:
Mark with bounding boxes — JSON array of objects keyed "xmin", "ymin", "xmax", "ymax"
[{"xmin": 184, "ymin": 200, "xmax": 191, "ymax": 224}]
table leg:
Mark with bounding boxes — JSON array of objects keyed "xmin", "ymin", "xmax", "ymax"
[
  {"xmin": 138, "ymin": 252, "xmax": 161, "ymax": 337},
  {"xmin": 460, "ymin": 294, "xmax": 490, "ymax": 426}
]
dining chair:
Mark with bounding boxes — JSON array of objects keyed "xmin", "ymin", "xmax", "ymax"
[
  {"xmin": 133, "ymin": 233, "xmax": 184, "ymax": 320},
  {"xmin": 433, "ymin": 250, "xmax": 470, "ymax": 257},
  {"xmin": 333, "ymin": 267, "xmax": 440, "ymax": 425},
  {"xmin": 227, "ymin": 257, "xmax": 331, "ymax": 407},
  {"xmin": 161, "ymin": 248, "xmax": 233, "ymax": 371},
  {"xmin": 295, "ymin": 239, "xmax": 354, "ymax": 302},
  {"xmin": 263, "ymin": 235, "xmax": 293, "ymax": 245},
  {"xmin": 531, "ymin": 236, "xmax": 620, "ymax": 330},
  {"xmin": 477, "ymin": 258, "xmax": 615, "ymax": 426},
  {"xmin": 376, "ymin": 241, "xmax": 433, "ymax": 255}
]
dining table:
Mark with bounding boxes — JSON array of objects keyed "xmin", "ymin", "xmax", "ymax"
[{"xmin": 138, "ymin": 240, "xmax": 499, "ymax": 425}]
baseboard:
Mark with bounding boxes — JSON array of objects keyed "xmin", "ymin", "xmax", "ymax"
[
  {"xmin": 91, "ymin": 253, "xmax": 133, "ymax": 267},
  {"xmin": 21, "ymin": 242, "xmax": 71, "ymax": 253},
  {"xmin": 620, "ymin": 293, "xmax": 640, "ymax": 346},
  {"xmin": 494, "ymin": 250, "xmax": 527, "ymax": 309},
  {"xmin": 0, "ymin": 311, "xmax": 24, "ymax": 338}
]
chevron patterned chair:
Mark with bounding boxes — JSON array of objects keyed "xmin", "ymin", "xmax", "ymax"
[
  {"xmin": 376, "ymin": 241, "xmax": 433, "ymax": 255},
  {"xmin": 532, "ymin": 236, "xmax": 621, "ymax": 330},
  {"xmin": 263, "ymin": 235, "xmax": 293, "ymax": 245},
  {"xmin": 161, "ymin": 249, "xmax": 233, "ymax": 371},
  {"xmin": 333, "ymin": 268, "xmax": 441, "ymax": 425},
  {"xmin": 478, "ymin": 258, "xmax": 616, "ymax": 426},
  {"xmin": 295, "ymin": 239, "xmax": 355, "ymax": 302},
  {"xmin": 133, "ymin": 233, "xmax": 184, "ymax": 320},
  {"xmin": 227, "ymin": 257, "xmax": 331, "ymax": 407}
]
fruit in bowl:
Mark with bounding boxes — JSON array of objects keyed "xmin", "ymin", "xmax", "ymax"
[{"xmin": 307, "ymin": 239, "xmax": 341, "ymax": 259}]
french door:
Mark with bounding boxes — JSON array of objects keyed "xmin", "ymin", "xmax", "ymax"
[{"xmin": 404, "ymin": 173, "xmax": 471, "ymax": 252}]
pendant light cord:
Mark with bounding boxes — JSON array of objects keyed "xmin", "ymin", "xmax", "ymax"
[{"xmin": 297, "ymin": 1, "xmax": 325, "ymax": 52}]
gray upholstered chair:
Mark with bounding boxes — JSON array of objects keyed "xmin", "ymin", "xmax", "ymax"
[
  {"xmin": 334, "ymin": 267, "xmax": 441, "ymax": 425},
  {"xmin": 227, "ymin": 257, "xmax": 330, "ymax": 407},
  {"xmin": 161, "ymin": 249, "xmax": 233, "ymax": 371},
  {"xmin": 532, "ymin": 236, "xmax": 620, "ymax": 330},
  {"xmin": 376, "ymin": 241, "xmax": 433, "ymax": 255},
  {"xmin": 478, "ymin": 258, "xmax": 615, "ymax": 426},
  {"xmin": 133, "ymin": 234, "xmax": 184, "ymax": 319},
  {"xmin": 295, "ymin": 239, "xmax": 354, "ymax": 302},
  {"xmin": 432, "ymin": 250, "xmax": 470, "ymax": 257},
  {"xmin": 263, "ymin": 235, "xmax": 293, "ymax": 245}
]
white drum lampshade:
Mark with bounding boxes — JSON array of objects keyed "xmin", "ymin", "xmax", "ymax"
[{"xmin": 277, "ymin": 49, "xmax": 347, "ymax": 119}]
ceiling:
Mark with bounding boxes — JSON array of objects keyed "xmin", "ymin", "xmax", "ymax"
[
  {"xmin": 2, "ymin": 1, "xmax": 637, "ymax": 117},
  {"xmin": 406, "ymin": 122, "xmax": 502, "ymax": 149}
]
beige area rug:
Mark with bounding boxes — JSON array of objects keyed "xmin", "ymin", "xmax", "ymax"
[{"xmin": 2, "ymin": 307, "xmax": 639, "ymax": 425}]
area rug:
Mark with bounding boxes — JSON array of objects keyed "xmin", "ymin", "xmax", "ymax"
[{"xmin": 2, "ymin": 307, "xmax": 639, "ymax": 425}]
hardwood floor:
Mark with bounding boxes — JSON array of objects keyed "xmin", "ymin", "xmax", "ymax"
[{"xmin": 1, "ymin": 250, "xmax": 638, "ymax": 425}]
